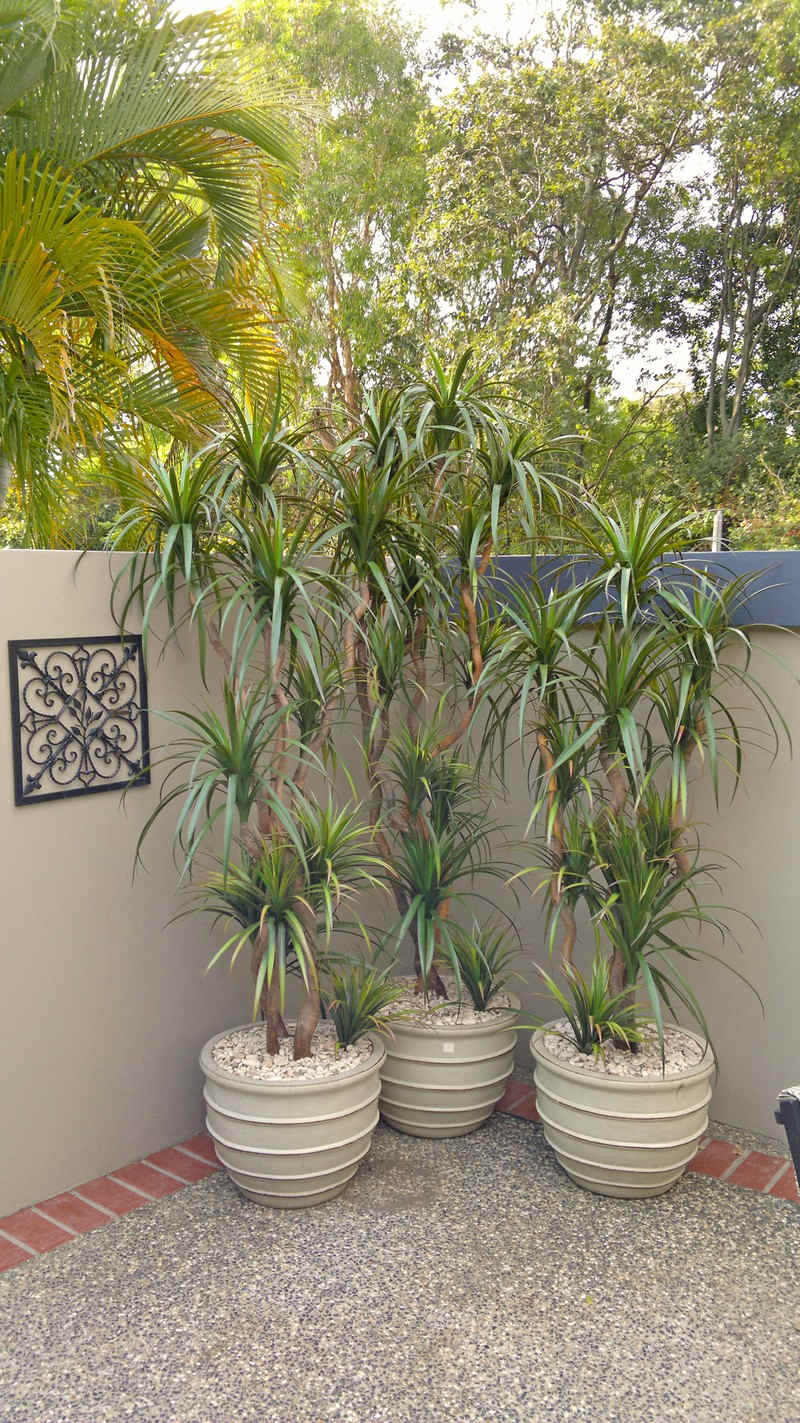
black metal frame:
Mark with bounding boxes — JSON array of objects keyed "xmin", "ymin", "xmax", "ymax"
[
  {"xmin": 775, "ymin": 1089, "xmax": 800, "ymax": 1190},
  {"xmin": 8, "ymin": 635, "xmax": 151, "ymax": 806}
]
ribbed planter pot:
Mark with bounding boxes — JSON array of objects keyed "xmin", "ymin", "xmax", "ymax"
[
  {"xmin": 379, "ymin": 997, "xmax": 519, "ymax": 1139},
  {"xmin": 200, "ymin": 1026, "xmax": 386, "ymax": 1208},
  {"xmin": 530, "ymin": 1024, "xmax": 715, "ymax": 1198}
]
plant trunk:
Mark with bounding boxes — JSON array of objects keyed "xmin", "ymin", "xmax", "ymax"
[
  {"xmin": 414, "ymin": 963, "xmax": 448, "ymax": 998},
  {"xmin": 435, "ymin": 551, "xmax": 492, "ymax": 755},
  {"xmin": 252, "ymin": 933, "xmax": 286, "ymax": 1054},
  {"xmin": 536, "ymin": 729, "xmax": 575, "ymax": 970},
  {"xmin": 608, "ymin": 949, "xmax": 638, "ymax": 1051},
  {"xmin": 559, "ymin": 904, "xmax": 577, "ymax": 973},
  {"xmin": 671, "ymin": 723, "xmax": 703, "ymax": 875},
  {"xmin": 264, "ymin": 973, "xmax": 286, "ymax": 1057},
  {"xmin": 413, "ymin": 911, "xmax": 449, "ymax": 999},
  {"xmin": 294, "ymin": 983, "xmax": 321, "ymax": 1060},
  {"xmin": 406, "ymin": 611, "xmax": 427, "ymax": 738},
  {"xmin": 599, "ymin": 746, "xmax": 628, "ymax": 816},
  {"xmin": 608, "ymin": 949, "xmax": 627, "ymax": 1000}
]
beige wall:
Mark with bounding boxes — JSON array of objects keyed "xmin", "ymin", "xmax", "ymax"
[
  {"xmin": 0, "ymin": 553, "xmax": 797, "ymax": 1215},
  {"xmin": 668, "ymin": 627, "xmax": 800, "ymax": 1139},
  {"xmin": 0, "ymin": 552, "xmax": 250, "ymax": 1215}
]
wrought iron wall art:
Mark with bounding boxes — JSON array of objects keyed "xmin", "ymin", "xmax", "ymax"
[{"xmin": 8, "ymin": 636, "xmax": 150, "ymax": 806}]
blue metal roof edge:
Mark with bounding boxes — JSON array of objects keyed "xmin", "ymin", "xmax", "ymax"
[{"xmin": 486, "ymin": 551, "xmax": 800, "ymax": 628}]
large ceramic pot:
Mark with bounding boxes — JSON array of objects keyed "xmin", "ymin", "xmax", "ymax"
[
  {"xmin": 530, "ymin": 1024, "xmax": 714, "ymax": 1198},
  {"xmin": 379, "ymin": 997, "xmax": 519, "ymax": 1139},
  {"xmin": 200, "ymin": 1026, "xmax": 386, "ymax": 1208}
]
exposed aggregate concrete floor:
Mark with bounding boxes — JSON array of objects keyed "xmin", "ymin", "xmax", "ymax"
[{"xmin": 1, "ymin": 1115, "xmax": 798, "ymax": 1423}]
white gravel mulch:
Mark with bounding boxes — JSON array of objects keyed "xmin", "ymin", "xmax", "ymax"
[
  {"xmin": 540, "ymin": 1019, "xmax": 710, "ymax": 1078},
  {"xmin": 211, "ymin": 1021, "xmax": 374, "ymax": 1083},
  {"xmin": 390, "ymin": 975, "xmax": 515, "ymax": 1026}
]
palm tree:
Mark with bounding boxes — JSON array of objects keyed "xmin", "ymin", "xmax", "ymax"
[{"xmin": 0, "ymin": 0, "xmax": 299, "ymax": 542}]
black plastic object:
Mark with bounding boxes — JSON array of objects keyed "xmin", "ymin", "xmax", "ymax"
[{"xmin": 775, "ymin": 1087, "xmax": 800, "ymax": 1189}]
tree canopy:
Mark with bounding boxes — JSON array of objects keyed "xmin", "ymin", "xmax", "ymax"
[
  {"xmin": 239, "ymin": 0, "xmax": 800, "ymax": 546},
  {"xmin": 0, "ymin": 0, "xmax": 299, "ymax": 541},
  {"xmin": 4, "ymin": 0, "xmax": 800, "ymax": 547}
]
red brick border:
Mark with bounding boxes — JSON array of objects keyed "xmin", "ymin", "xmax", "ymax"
[
  {"xmin": 0, "ymin": 1081, "xmax": 796, "ymax": 1274},
  {"xmin": 0, "ymin": 1135, "xmax": 221, "ymax": 1273}
]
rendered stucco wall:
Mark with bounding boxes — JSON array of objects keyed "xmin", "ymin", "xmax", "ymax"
[{"xmin": 0, "ymin": 551, "xmax": 250, "ymax": 1215}]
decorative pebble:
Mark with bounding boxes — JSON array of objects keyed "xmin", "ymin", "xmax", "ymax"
[
  {"xmin": 541, "ymin": 1019, "xmax": 708, "ymax": 1078},
  {"xmin": 389, "ymin": 976, "xmax": 514, "ymax": 1027},
  {"xmin": 211, "ymin": 1021, "xmax": 373, "ymax": 1083}
]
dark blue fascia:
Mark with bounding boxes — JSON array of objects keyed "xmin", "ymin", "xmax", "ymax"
[{"xmin": 487, "ymin": 551, "xmax": 800, "ymax": 629}]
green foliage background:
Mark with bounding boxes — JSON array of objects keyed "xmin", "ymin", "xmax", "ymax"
[
  {"xmin": 237, "ymin": 0, "xmax": 800, "ymax": 551},
  {"xmin": 4, "ymin": 0, "xmax": 800, "ymax": 549}
]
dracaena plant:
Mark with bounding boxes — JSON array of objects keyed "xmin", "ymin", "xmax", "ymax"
[
  {"xmin": 486, "ymin": 499, "xmax": 787, "ymax": 1058},
  {"xmin": 107, "ymin": 353, "xmax": 570, "ymax": 1053},
  {"xmin": 450, "ymin": 919, "xmax": 520, "ymax": 1013},
  {"xmin": 325, "ymin": 960, "xmax": 408, "ymax": 1049},
  {"xmin": 319, "ymin": 352, "xmax": 568, "ymax": 997},
  {"xmin": 107, "ymin": 397, "xmax": 383, "ymax": 1059},
  {"xmin": 381, "ymin": 728, "xmax": 516, "ymax": 1001},
  {"xmin": 534, "ymin": 952, "xmax": 644, "ymax": 1058},
  {"xmin": 183, "ymin": 799, "xmax": 385, "ymax": 1056}
]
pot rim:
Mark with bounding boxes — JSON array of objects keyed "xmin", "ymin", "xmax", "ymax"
[
  {"xmin": 386, "ymin": 991, "xmax": 520, "ymax": 1034},
  {"xmin": 200, "ymin": 1024, "xmax": 387, "ymax": 1095},
  {"xmin": 530, "ymin": 1021, "xmax": 714, "ymax": 1089}
]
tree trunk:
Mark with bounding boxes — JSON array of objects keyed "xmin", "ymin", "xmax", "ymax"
[
  {"xmin": 339, "ymin": 328, "xmax": 361, "ymax": 415},
  {"xmin": 0, "ymin": 454, "xmax": 12, "ymax": 504},
  {"xmin": 414, "ymin": 962, "xmax": 448, "ymax": 998},
  {"xmin": 294, "ymin": 982, "xmax": 321, "ymax": 1060},
  {"xmin": 599, "ymin": 747, "xmax": 628, "ymax": 816},
  {"xmin": 559, "ymin": 904, "xmax": 577, "ymax": 973},
  {"xmin": 264, "ymin": 968, "xmax": 286, "ymax": 1057},
  {"xmin": 608, "ymin": 948, "xmax": 627, "ymax": 1000}
]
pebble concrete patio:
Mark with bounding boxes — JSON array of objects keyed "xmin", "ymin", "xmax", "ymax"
[{"xmin": 1, "ymin": 1083, "xmax": 798, "ymax": 1423}]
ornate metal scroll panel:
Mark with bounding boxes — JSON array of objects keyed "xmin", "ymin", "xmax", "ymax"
[{"xmin": 8, "ymin": 635, "xmax": 151, "ymax": 806}]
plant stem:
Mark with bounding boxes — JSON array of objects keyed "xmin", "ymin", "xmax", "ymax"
[
  {"xmin": 536, "ymin": 729, "xmax": 575, "ymax": 970},
  {"xmin": 671, "ymin": 719, "xmax": 704, "ymax": 874},
  {"xmin": 599, "ymin": 745, "xmax": 628, "ymax": 816},
  {"xmin": 436, "ymin": 543, "xmax": 492, "ymax": 754},
  {"xmin": 294, "ymin": 980, "xmax": 321, "ymax": 1059}
]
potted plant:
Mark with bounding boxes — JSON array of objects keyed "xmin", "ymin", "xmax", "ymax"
[
  {"xmin": 485, "ymin": 502, "xmax": 787, "ymax": 1197},
  {"xmin": 312, "ymin": 355, "xmax": 567, "ymax": 1135},
  {"xmin": 194, "ymin": 803, "xmax": 394, "ymax": 1208},
  {"xmin": 107, "ymin": 411, "xmax": 399, "ymax": 1206},
  {"xmin": 105, "ymin": 354, "xmax": 559, "ymax": 1194},
  {"xmin": 375, "ymin": 731, "xmax": 522, "ymax": 1137}
]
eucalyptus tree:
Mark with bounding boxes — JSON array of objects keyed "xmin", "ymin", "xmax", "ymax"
[
  {"xmin": 240, "ymin": 0, "xmax": 430, "ymax": 412},
  {"xmin": 0, "ymin": 0, "xmax": 299, "ymax": 542},
  {"xmin": 676, "ymin": 0, "xmax": 800, "ymax": 449},
  {"xmin": 393, "ymin": 9, "xmax": 701, "ymax": 445}
]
